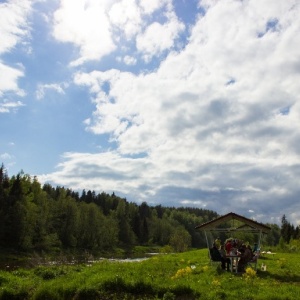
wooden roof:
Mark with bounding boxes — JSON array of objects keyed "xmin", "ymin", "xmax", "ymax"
[{"xmin": 195, "ymin": 212, "xmax": 271, "ymax": 233}]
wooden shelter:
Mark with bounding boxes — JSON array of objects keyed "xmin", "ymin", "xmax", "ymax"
[{"xmin": 195, "ymin": 212, "xmax": 271, "ymax": 251}]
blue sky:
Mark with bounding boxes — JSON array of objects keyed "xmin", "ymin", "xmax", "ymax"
[{"xmin": 1, "ymin": 0, "xmax": 300, "ymax": 225}]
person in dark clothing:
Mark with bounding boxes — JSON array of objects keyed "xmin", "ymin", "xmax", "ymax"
[
  {"xmin": 210, "ymin": 244, "xmax": 230, "ymax": 270},
  {"xmin": 237, "ymin": 244, "xmax": 252, "ymax": 272}
]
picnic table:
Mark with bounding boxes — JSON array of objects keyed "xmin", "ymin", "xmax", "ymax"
[
  {"xmin": 226, "ymin": 254, "xmax": 240, "ymax": 273},
  {"xmin": 261, "ymin": 251, "xmax": 276, "ymax": 258}
]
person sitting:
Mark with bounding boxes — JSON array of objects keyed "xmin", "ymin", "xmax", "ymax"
[
  {"xmin": 225, "ymin": 239, "xmax": 232, "ymax": 255},
  {"xmin": 210, "ymin": 243, "xmax": 230, "ymax": 271},
  {"xmin": 214, "ymin": 238, "xmax": 221, "ymax": 249},
  {"xmin": 237, "ymin": 244, "xmax": 253, "ymax": 272},
  {"xmin": 253, "ymin": 243, "xmax": 258, "ymax": 252},
  {"xmin": 219, "ymin": 244, "xmax": 226, "ymax": 258},
  {"xmin": 253, "ymin": 243, "xmax": 260, "ymax": 256},
  {"xmin": 247, "ymin": 244, "xmax": 254, "ymax": 258}
]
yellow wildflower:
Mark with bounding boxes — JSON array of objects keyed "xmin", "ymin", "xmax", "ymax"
[
  {"xmin": 171, "ymin": 266, "xmax": 192, "ymax": 279},
  {"xmin": 243, "ymin": 267, "xmax": 257, "ymax": 281}
]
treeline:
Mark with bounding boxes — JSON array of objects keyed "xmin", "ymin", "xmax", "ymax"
[
  {"xmin": 0, "ymin": 165, "xmax": 218, "ymax": 253},
  {"xmin": 1, "ymin": 164, "xmax": 296, "ymax": 254},
  {"xmin": 281, "ymin": 214, "xmax": 300, "ymax": 243}
]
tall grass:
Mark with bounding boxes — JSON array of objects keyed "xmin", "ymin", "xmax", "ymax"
[{"xmin": 0, "ymin": 249, "xmax": 300, "ymax": 299}]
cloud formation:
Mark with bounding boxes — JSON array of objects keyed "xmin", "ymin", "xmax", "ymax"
[
  {"xmin": 39, "ymin": 0, "xmax": 300, "ymax": 225},
  {"xmin": 52, "ymin": 0, "xmax": 184, "ymax": 66},
  {"xmin": 0, "ymin": 0, "xmax": 32, "ymax": 99},
  {"xmin": 1, "ymin": 0, "xmax": 299, "ymax": 226},
  {"xmin": 53, "ymin": 0, "xmax": 116, "ymax": 66},
  {"xmin": 36, "ymin": 83, "xmax": 67, "ymax": 100},
  {"xmin": 0, "ymin": 0, "xmax": 31, "ymax": 55},
  {"xmin": 0, "ymin": 62, "xmax": 25, "ymax": 98}
]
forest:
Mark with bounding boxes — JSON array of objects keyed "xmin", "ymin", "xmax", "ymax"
[{"xmin": 0, "ymin": 164, "xmax": 297, "ymax": 254}]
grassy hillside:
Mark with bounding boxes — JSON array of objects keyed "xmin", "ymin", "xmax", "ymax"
[{"xmin": 0, "ymin": 249, "xmax": 299, "ymax": 299}]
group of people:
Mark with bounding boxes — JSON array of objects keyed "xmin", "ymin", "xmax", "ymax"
[{"xmin": 210, "ymin": 238, "xmax": 257, "ymax": 272}]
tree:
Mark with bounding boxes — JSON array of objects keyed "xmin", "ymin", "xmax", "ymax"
[
  {"xmin": 139, "ymin": 202, "xmax": 150, "ymax": 219},
  {"xmin": 50, "ymin": 188, "xmax": 80, "ymax": 248},
  {"xmin": 278, "ymin": 236, "xmax": 286, "ymax": 250},
  {"xmin": 59, "ymin": 197, "xmax": 79, "ymax": 248},
  {"xmin": 281, "ymin": 214, "xmax": 292, "ymax": 243},
  {"xmin": 0, "ymin": 164, "xmax": 9, "ymax": 243},
  {"xmin": 5, "ymin": 174, "xmax": 27, "ymax": 248},
  {"xmin": 116, "ymin": 199, "xmax": 136, "ymax": 245},
  {"xmin": 169, "ymin": 227, "xmax": 191, "ymax": 252},
  {"xmin": 98, "ymin": 213, "xmax": 119, "ymax": 250},
  {"xmin": 77, "ymin": 202, "xmax": 102, "ymax": 250},
  {"xmin": 33, "ymin": 191, "xmax": 60, "ymax": 251},
  {"xmin": 149, "ymin": 217, "xmax": 173, "ymax": 246},
  {"xmin": 263, "ymin": 223, "xmax": 281, "ymax": 246}
]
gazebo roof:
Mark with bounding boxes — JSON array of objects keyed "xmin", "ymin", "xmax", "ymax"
[{"xmin": 195, "ymin": 212, "xmax": 271, "ymax": 234}]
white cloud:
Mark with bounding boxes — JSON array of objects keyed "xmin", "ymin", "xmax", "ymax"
[
  {"xmin": 123, "ymin": 55, "xmax": 137, "ymax": 65},
  {"xmin": 53, "ymin": 0, "xmax": 116, "ymax": 66},
  {"xmin": 0, "ymin": 153, "xmax": 13, "ymax": 160},
  {"xmin": 139, "ymin": 0, "xmax": 171, "ymax": 15},
  {"xmin": 108, "ymin": 0, "xmax": 173, "ymax": 41},
  {"xmin": 0, "ymin": 151, "xmax": 16, "ymax": 170},
  {"xmin": 0, "ymin": 0, "xmax": 32, "ymax": 103},
  {"xmin": 109, "ymin": 0, "xmax": 143, "ymax": 39},
  {"xmin": 136, "ymin": 12, "xmax": 185, "ymax": 61},
  {"xmin": 39, "ymin": 151, "xmax": 150, "ymax": 195},
  {"xmin": 36, "ymin": 83, "xmax": 68, "ymax": 100},
  {"xmin": 41, "ymin": 0, "xmax": 300, "ymax": 224},
  {"xmin": 0, "ymin": 61, "xmax": 25, "ymax": 97},
  {"xmin": 0, "ymin": 0, "xmax": 32, "ymax": 54},
  {"xmin": 52, "ymin": 0, "xmax": 184, "ymax": 65},
  {"xmin": 0, "ymin": 99, "xmax": 25, "ymax": 113}
]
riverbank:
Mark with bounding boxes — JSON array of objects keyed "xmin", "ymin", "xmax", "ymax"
[
  {"xmin": 1, "ymin": 249, "xmax": 300, "ymax": 299},
  {"xmin": 0, "ymin": 245, "xmax": 161, "ymax": 270}
]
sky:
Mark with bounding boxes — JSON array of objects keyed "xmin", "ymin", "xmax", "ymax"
[{"xmin": 1, "ymin": 0, "xmax": 300, "ymax": 226}]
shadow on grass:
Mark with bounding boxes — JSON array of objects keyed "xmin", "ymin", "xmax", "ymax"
[{"xmin": 100, "ymin": 277, "xmax": 199, "ymax": 299}]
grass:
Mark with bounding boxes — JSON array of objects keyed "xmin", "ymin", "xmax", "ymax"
[{"xmin": 0, "ymin": 249, "xmax": 300, "ymax": 299}]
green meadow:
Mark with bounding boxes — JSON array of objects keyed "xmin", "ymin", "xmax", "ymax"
[{"xmin": 0, "ymin": 249, "xmax": 300, "ymax": 300}]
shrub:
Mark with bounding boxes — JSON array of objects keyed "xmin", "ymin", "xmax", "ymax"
[
  {"xmin": 163, "ymin": 291, "xmax": 175, "ymax": 300},
  {"xmin": 34, "ymin": 266, "xmax": 68, "ymax": 280},
  {"xmin": 0, "ymin": 274, "xmax": 8, "ymax": 286},
  {"xmin": 32, "ymin": 287, "xmax": 61, "ymax": 300},
  {"xmin": 0, "ymin": 288, "xmax": 29, "ymax": 300},
  {"xmin": 74, "ymin": 287, "xmax": 101, "ymax": 300},
  {"xmin": 159, "ymin": 245, "xmax": 173, "ymax": 253},
  {"xmin": 34, "ymin": 268, "xmax": 57, "ymax": 280},
  {"xmin": 101, "ymin": 276, "xmax": 127, "ymax": 293}
]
